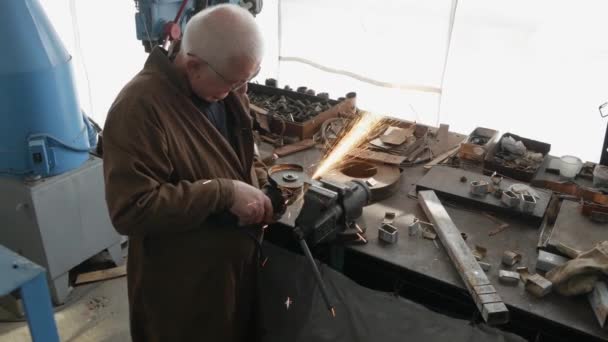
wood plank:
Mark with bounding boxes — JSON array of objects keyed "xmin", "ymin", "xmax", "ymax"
[
  {"xmin": 430, "ymin": 124, "xmax": 450, "ymax": 156},
  {"xmin": 273, "ymin": 139, "xmax": 316, "ymax": 157},
  {"xmin": 418, "ymin": 190, "xmax": 510, "ymax": 325},
  {"xmin": 75, "ymin": 265, "xmax": 127, "ymax": 286},
  {"xmin": 424, "ymin": 145, "xmax": 460, "ymax": 171}
]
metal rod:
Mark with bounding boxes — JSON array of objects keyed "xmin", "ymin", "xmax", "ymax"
[{"xmin": 297, "ymin": 238, "xmax": 336, "ymax": 317}]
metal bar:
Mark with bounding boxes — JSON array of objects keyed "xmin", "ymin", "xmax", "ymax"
[
  {"xmin": 20, "ymin": 273, "xmax": 60, "ymax": 342},
  {"xmin": 298, "ymin": 238, "xmax": 336, "ymax": 317},
  {"xmin": 418, "ymin": 190, "xmax": 509, "ymax": 325}
]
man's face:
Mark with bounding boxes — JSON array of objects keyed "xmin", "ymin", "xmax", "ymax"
[{"xmin": 185, "ymin": 54, "xmax": 260, "ymax": 102}]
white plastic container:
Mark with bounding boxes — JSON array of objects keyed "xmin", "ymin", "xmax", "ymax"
[
  {"xmin": 559, "ymin": 155, "xmax": 582, "ymax": 179},
  {"xmin": 593, "ymin": 164, "xmax": 608, "ymax": 188}
]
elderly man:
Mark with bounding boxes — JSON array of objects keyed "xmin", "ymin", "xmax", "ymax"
[{"xmin": 102, "ymin": 4, "xmax": 271, "ymax": 342}]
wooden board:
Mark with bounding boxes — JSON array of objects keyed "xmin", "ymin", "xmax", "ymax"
[
  {"xmin": 75, "ymin": 265, "xmax": 127, "ymax": 286},
  {"xmin": 430, "ymin": 124, "xmax": 450, "ymax": 156},
  {"xmin": 416, "ymin": 166, "xmax": 551, "ymax": 222},
  {"xmin": 273, "ymin": 139, "xmax": 316, "ymax": 157},
  {"xmin": 418, "ymin": 190, "xmax": 510, "ymax": 325},
  {"xmin": 348, "ymin": 148, "xmax": 406, "ymax": 165}
]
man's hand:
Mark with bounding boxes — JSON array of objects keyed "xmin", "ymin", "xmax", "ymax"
[{"xmin": 230, "ymin": 180, "xmax": 273, "ymax": 226}]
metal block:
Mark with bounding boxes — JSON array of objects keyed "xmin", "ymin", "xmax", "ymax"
[
  {"xmin": 408, "ymin": 220, "xmax": 421, "ymax": 237},
  {"xmin": 588, "ymin": 281, "xmax": 608, "ymax": 328},
  {"xmin": 382, "ymin": 211, "xmax": 396, "ymax": 224},
  {"xmin": 536, "ymin": 250, "xmax": 569, "ymax": 273},
  {"xmin": 526, "ymin": 274, "xmax": 553, "ymax": 297},
  {"xmin": 501, "ymin": 190, "xmax": 520, "ymax": 207},
  {"xmin": 521, "ymin": 194, "xmax": 537, "ymax": 213},
  {"xmin": 499, "ymin": 270, "xmax": 520, "ymax": 285},
  {"xmin": 470, "ymin": 180, "xmax": 490, "ymax": 196},
  {"xmin": 516, "ymin": 266, "xmax": 531, "ymax": 283},
  {"xmin": 502, "ymin": 250, "xmax": 522, "ymax": 266},
  {"xmin": 378, "ymin": 223, "xmax": 398, "ymax": 244}
]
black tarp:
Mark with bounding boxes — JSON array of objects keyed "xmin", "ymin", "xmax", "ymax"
[{"xmin": 259, "ymin": 243, "xmax": 525, "ymax": 342}]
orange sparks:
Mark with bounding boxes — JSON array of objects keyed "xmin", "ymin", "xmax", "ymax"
[{"xmin": 312, "ymin": 111, "xmax": 384, "ymax": 179}]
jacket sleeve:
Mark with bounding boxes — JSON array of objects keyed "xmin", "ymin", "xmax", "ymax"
[{"xmin": 102, "ymin": 98, "xmax": 235, "ymax": 237}]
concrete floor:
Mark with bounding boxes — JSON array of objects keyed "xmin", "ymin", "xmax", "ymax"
[{"xmin": 0, "ymin": 272, "xmax": 131, "ymax": 342}]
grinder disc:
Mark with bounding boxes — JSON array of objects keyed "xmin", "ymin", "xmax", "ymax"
[
  {"xmin": 268, "ymin": 163, "xmax": 310, "ymax": 189},
  {"xmin": 321, "ymin": 160, "xmax": 401, "ymax": 202}
]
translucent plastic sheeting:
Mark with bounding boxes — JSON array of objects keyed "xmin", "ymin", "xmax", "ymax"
[
  {"xmin": 277, "ymin": 0, "xmax": 455, "ymax": 122},
  {"xmin": 440, "ymin": 0, "xmax": 608, "ymax": 162}
]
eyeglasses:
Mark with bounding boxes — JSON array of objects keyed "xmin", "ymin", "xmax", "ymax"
[{"xmin": 187, "ymin": 52, "xmax": 260, "ymax": 91}]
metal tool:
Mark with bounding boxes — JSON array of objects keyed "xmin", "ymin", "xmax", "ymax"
[{"xmin": 294, "ymin": 179, "xmax": 371, "ymax": 316}]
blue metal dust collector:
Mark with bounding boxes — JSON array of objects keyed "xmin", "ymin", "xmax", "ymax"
[
  {"xmin": 0, "ymin": 0, "xmax": 122, "ymax": 306},
  {"xmin": 0, "ymin": 0, "xmax": 90, "ymax": 178}
]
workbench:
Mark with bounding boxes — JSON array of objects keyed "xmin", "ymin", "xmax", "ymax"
[{"xmin": 265, "ymin": 130, "xmax": 608, "ymax": 342}]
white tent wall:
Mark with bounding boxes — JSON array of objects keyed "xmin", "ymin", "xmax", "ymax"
[
  {"xmin": 36, "ymin": 0, "xmax": 608, "ymax": 162},
  {"xmin": 440, "ymin": 0, "xmax": 608, "ymax": 163}
]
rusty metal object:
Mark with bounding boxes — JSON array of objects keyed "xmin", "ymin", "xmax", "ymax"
[
  {"xmin": 499, "ymin": 270, "xmax": 520, "ymax": 285},
  {"xmin": 525, "ymin": 274, "xmax": 553, "ymax": 297},
  {"xmin": 378, "ymin": 223, "xmax": 399, "ymax": 244},
  {"xmin": 348, "ymin": 148, "xmax": 406, "ymax": 165},
  {"xmin": 418, "ymin": 191, "xmax": 510, "ymax": 325},
  {"xmin": 588, "ymin": 281, "xmax": 608, "ymax": 328},
  {"xmin": 502, "ymin": 250, "xmax": 522, "ymax": 266},
  {"xmin": 322, "ymin": 160, "xmax": 401, "ymax": 202},
  {"xmin": 470, "ymin": 180, "xmax": 490, "ymax": 196}
]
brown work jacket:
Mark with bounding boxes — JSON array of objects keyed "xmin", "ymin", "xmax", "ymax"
[{"xmin": 102, "ymin": 47, "xmax": 267, "ymax": 342}]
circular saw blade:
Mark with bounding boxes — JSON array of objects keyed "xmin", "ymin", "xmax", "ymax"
[{"xmin": 268, "ymin": 163, "xmax": 309, "ymax": 189}]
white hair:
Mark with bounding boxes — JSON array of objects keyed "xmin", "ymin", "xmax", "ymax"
[{"xmin": 181, "ymin": 4, "xmax": 264, "ymax": 72}]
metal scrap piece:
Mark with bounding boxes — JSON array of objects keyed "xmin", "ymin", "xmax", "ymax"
[
  {"xmin": 473, "ymin": 245, "xmax": 488, "ymax": 261},
  {"xmin": 526, "ymin": 274, "xmax": 553, "ymax": 297},
  {"xmin": 378, "ymin": 223, "xmax": 399, "ymax": 244},
  {"xmin": 499, "ymin": 270, "xmax": 520, "ymax": 285},
  {"xmin": 502, "ymin": 250, "xmax": 522, "ymax": 266},
  {"xmin": 521, "ymin": 194, "xmax": 537, "ymax": 213},
  {"xmin": 516, "ymin": 267, "xmax": 531, "ymax": 283},
  {"xmin": 382, "ymin": 211, "xmax": 396, "ymax": 224},
  {"xmin": 423, "ymin": 230, "xmax": 437, "ymax": 240},
  {"xmin": 408, "ymin": 220, "xmax": 421, "ymax": 237},
  {"xmin": 479, "ymin": 261, "xmax": 492, "ymax": 272},
  {"xmin": 536, "ymin": 250, "xmax": 569, "ymax": 273},
  {"xmin": 470, "ymin": 180, "xmax": 490, "ymax": 196},
  {"xmin": 366, "ymin": 177, "xmax": 378, "ymax": 187},
  {"xmin": 501, "ymin": 190, "xmax": 520, "ymax": 208}
]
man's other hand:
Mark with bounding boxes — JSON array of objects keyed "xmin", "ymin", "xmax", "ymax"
[{"xmin": 230, "ymin": 180, "xmax": 274, "ymax": 226}]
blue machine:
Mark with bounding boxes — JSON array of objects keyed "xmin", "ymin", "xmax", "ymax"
[
  {"xmin": 135, "ymin": 0, "xmax": 261, "ymax": 51},
  {"xmin": 0, "ymin": 0, "xmax": 122, "ymax": 306},
  {"xmin": 0, "ymin": 0, "xmax": 93, "ymax": 178}
]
